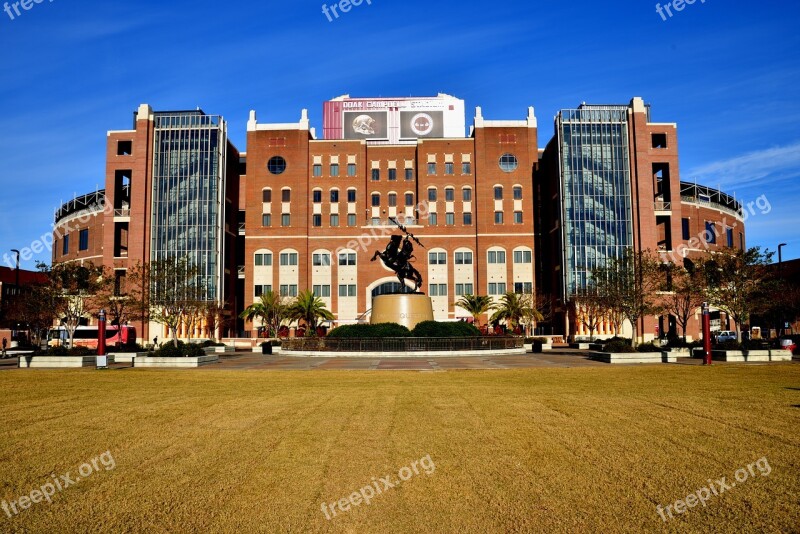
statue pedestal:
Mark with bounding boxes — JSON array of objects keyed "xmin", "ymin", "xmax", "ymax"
[{"xmin": 371, "ymin": 294, "xmax": 434, "ymax": 330}]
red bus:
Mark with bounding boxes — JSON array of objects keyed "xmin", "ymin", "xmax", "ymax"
[{"xmin": 47, "ymin": 325, "xmax": 137, "ymax": 348}]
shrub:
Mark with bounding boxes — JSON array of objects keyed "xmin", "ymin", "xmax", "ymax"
[
  {"xmin": 327, "ymin": 323, "xmax": 411, "ymax": 339},
  {"xmin": 411, "ymin": 321, "xmax": 481, "ymax": 338},
  {"xmin": 714, "ymin": 340, "xmax": 741, "ymax": 351},
  {"xmin": 201, "ymin": 339, "xmax": 225, "ymax": 347},
  {"xmin": 636, "ymin": 342, "xmax": 661, "ymax": 353},
  {"xmin": 152, "ymin": 341, "xmax": 205, "ymax": 358},
  {"xmin": 603, "ymin": 340, "xmax": 636, "ymax": 353},
  {"xmin": 524, "ymin": 337, "xmax": 549, "ymax": 344}
]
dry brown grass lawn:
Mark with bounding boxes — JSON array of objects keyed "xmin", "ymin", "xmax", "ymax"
[{"xmin": 1, "ymin": 364, "xmax": 799, "ymax": 533}]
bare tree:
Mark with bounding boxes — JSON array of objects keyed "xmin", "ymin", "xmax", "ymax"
[
  {"xmin": 660, "ymin": 262, "xmax": 707, "ymax": 342},
  {"xmin": 573, "ymin": 294, "xmax": 603, "ymax": 341},
  {"xmin": 149, "ymin": 257, "xmax": 202, "ymax": 347},
  {"xmin": 47, "ymin": 262, "xmax": 105, "ymax": 348}
]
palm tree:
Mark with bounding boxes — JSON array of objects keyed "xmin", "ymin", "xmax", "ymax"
[
  {"xmin": 455, "ymin": 294, "xmax": 495, "ymax": 326},
  {"xmin": 239, "ymin": 290, "xmax": 288, "ymax": 337},
  {"xmin": 490, "ymin": 292, "xmax": 543, "ymax": 332},
  {"xmin": 286, "ymin": 290, "xmax": 334, "ymax": 336}
]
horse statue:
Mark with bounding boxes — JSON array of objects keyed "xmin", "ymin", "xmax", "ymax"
[{"xmin": 370, "ymin": 221, "xmax": 424, "ymax": 293}]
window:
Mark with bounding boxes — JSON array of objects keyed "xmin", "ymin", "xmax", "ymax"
[
  {"xmin": 705, "ymin": 221, "xmax": 716, "ymax": 244},
  {"xmin": 255, "ymin": 253, "xmax": 273, "ymax": 266},
  {"xmin": 494, "ymin": 186, "xmax": 503, "ymax": 200},
  {"xmin": 513, "ymin": 186, "xmax": 523, "ymax": 200},
  {"xmin": 312, "ymin": 285, "xmax": 331, "ymax": 298},
  {"xmin": 428, "ymin": 188, "xmax": 437, "ymax": 202},
  {"xmin": 339, "ymin": 284, "xmax": 357, "ymax": 297},
  {"xmin": 652, "ymin": 133, "xmax": 667, "ymax": 149},
  {"xmin": 388, "ymin": 193, "xmax": 397, "ymax": 207},
  {"xmin": 330, "ymin": 214, "xmax": 339, "ymax": 227},
  {"xmin": 313, "ymin": 190, "xmax": 322, "ymax": 203},
  {"xmin": 488, "ymin": 283, "xmax": 506, "ymax": 295},
  {"xmin": 463, "ymin": 212, "xmax": 472, "ymax": 225},
  {"xmin": 117, "ymin": 140, "xmax": 132, "ymax": 156},
  {"xmin": 268, "ymin": 156, "xmax": 287, "ymax": 175},
  {"xmin": 330, "ymin": 164, "xmax": 339, "ymax": 177},
  {"xmin": 488, "ymin": 250, "xmax": 506, "ymax": 264},
  {"xmin": 330, "ymin": 189, "xmax": 339, "ymax": 202},
  {"xmin": 429, "ymin": 252, "xmax": 446, "ymax": 265},
  {"xmin": 514, "ymin": 282, "xmax": 533, "ymax": 294},
  {"xmin": 682, "ymin": 218, "xmax": 690, "ymax": 240},
  {"xmin": 455, "ymin": 283, "xmax": 474, "ymax": 296},
  {"xmin": 739, "ymin": 232, "xmax": 744, "ymax": 250},
  {"xmin": 312, "ymin": 214, "xmax": 322, "ymax": 227},
  {"xmin": 371, "ymin": 217, "xmax": 380, "ymax": 226},
  {"xmin": 494, "ymin": 211, "xmax": 504, "ymax": 224},
  {"xmin": 446, "ymin": 212, "xmax": 455, "ymax": 225},
  {"xmin": 499, "ymin": 153, "xmax": 518, "ymax": 172},
  {"xmin": 427, "ymin": 163, "xmax": 436, "ymax": 175},
  {"xmin": 313, "ymin": 253, "xmax": 331, "ymax": 266},
  {"xmin": 405, "ymin": 193, "xmax": 414, "ymax": 206},
  {"xmin": 462, "ymin": 188, "xmax": 472, "ymax": 202},
  {"xmin": 726, "ymin": 227, "xmax": 734, "ymax": 248},
  {"xmin": 347, "ymin": 214, "xmax": 357, "ymax": 226},
  {"xmin": 347, "ymin": 189, "xmax": 356, "ymax": 202},
  {"xmin": 428, "ymin": 212, "xmax": 438, "ymax": 226},
  {"xmin": 429, "ymin": 284, "xmax": 447, "ymax": 297},
  {"xmin": 339, "ymin": 253, "xmax": 356, "ymax": 266},
  {"xmin": 312, "ymin": 164, "xmax": 322, "ymax": 177},
  {"xmin": 280, "ymin": 284, "xmax": 298, "ymax": 297},
  {"xmin": 371, "ymin": 169, "xmax": 380, "ymax": 181},
  {"xmin": 371, "ymin": 193, "xmax": 380, "ymax": 207},
  {"xmin": 254, "ymin": 285, "xmax": 272, "ymax": 297},
  {"xmin": 78, "ymin": 229, "xmax": 89, "ymax": 251},
  {"xmin": 462, "ymin": 162, "xmax": 471, "ymax": 174},
  {"xmin": 281, "ymin": 214, "xmax": 291, "ymax": 226},
  {"xmin": 262, "ymin": 214, "xmax": 271, "ymax": 227},
  {"xmin": 455, "ymin": 251, "xmax": 473, "ymax": 265},
  {"xmin": 405, "ymin": 167, "xmax": 414, "ymax": 180},
  {"xmin": 445, "ymin": 188, "xmax": 455, "ymax": 202},
  {"xmin": 62, "ymin": 235, "xmax": 69, "ymax": 255},
  {"xmin": 513, "ymin": 250, "xmax": 532, "ymax": 264},
  {"xmin": 262, "ymin": 189, "xmax": 272, "ymax": 203},
  {"xmin": 280, "ymin": 252, "xmax": 298, "ymax": 266},
  {"xmin": 282, "ymin": 189, "xmax": 291, "ymax": 202},
  {"xmin": 513, "ymin": 211, "xmax": 523, "ymax": 224},
  {"xmin": 347, "ymin": 163, "xmax": 356, "ymax": 176},
  {"xmin": 444, "ymin": 162, "xmax": 454, "ymax": 175},
  {"xmin": 388, "ymin": 168, "xmax": 397, "ymax": 181}
]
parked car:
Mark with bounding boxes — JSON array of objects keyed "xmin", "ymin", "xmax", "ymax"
[
  {"xmin": 715, "ymin": 331, "xmax": 737, "ymax": 343},
  {"xmin": 778, "ymin": 338, "xmax": 797, "ymax": 353}
]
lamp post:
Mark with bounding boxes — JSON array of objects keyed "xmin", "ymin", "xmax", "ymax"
[
  {"xmin": 9, "ymin": 249, "xmax": 19, "ymax": 293},
  {"xmin": 778, "ymin": 243, "xmax": 787, "ymax": 337},
  {"xmin": 702, "ymin": 301, "xmax": 712, "ymax": 365},
  {"xmin": 97, "ymin": 309, "xmax": 108, "ymax": 369}
]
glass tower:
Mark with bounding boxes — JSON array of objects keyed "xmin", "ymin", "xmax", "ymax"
[
  {"xmin": 556, "ymin": 105, "xmax": 633, "ymax": 297},
  {"xmin": 150, "ymin": 111, "xmax": 227, "ymax": 302}
]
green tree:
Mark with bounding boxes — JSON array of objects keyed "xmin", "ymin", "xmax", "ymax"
[
  {"xmin": 286, "ymin": 290, "xmax": 334, "ymax": 336},
  {"xmin": 489, "ymin": 292, "xmax": 543, "ymax": 332},
  {"xmin": 455, "ymin": 294, "xmax": 494, "ymax": 326},
  {"xmin": 240, "ymin": 291, "xmax": 289, "ymax": 338}
]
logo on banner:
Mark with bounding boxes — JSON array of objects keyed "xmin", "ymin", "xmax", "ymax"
[
  {"xmin": 409, "ymin": 113, "xmax": 434, "ymax": 136},
  {"xmin": 352, "ymin": 115, "xmax": 376, "ymax": 135}
]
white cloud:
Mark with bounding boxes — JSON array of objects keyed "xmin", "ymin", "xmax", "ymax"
[{"xmin": 685, "ymin": 141, "xmax": 800, "ymax": 188}]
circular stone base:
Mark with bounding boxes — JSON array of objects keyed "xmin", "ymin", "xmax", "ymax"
[{"xmin": 371, "ymin": 293, "xmax": 434, "ymax": 330}]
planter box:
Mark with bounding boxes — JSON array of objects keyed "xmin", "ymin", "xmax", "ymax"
[
  {"xmin": 524, "ymin": 343, "xmax": 553, "ymax": 353},
  {"xmin": 663, "ymin": 348, "xmax": 692, "ymax": 358},
  {"xmin": 711, "ymin": 349, "xmax": 792, "ymax": 362},
  {"xmin": 203, "ymin": 346, "xmax": 235, "ymax": 355},
  {"xmin": 18, "ymin": 355, "xmax": 115, "ymax": 368},
  {"xmin": 569, "ymin": 343, "xmax": 591, "ymax": 350},
  {"xmin": 108, "ymin": 351, "xmax": 147, "ymax": 363},
  {"xmin": 134, "ymin": 355, "xmax": 219, "ymax": 368},
  {"xmin": 251, "ymin": 345, "xmax": 282, "ymax": 354},
  {"xmin": 590, "ymin": 352, "xmax": 675, "ymax": 364}
]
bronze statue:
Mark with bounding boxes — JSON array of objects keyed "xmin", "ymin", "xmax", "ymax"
[{"xmin": 371, "ymin": 218, "xmax": 424, "ymax": 293}]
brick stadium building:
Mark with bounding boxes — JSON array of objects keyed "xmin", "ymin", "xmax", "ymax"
[{"xmin": 51, "ymin": 95, "xmax": 745, "ymax": 343}]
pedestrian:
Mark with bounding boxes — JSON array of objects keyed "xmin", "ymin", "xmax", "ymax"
[
  {"xmin": 1, "ymin": 337, "xmax": 7, "ymax": 358},
  {"xmin": 153, "ymin": 336, "xmax": 158, "ymax": 348}
]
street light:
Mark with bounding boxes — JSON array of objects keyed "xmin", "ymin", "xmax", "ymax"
[
  {"xmin": 778, "ymin": 243, "xmax": 787, "ymax": 337},
  {"xmin": 9, "ymin": 249, "xmax": 19, "ymax": 294}
]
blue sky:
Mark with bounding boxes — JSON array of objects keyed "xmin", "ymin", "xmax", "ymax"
[{"xmin": 1, "ymin": 0, "xmax": 799, "ymax": 269}]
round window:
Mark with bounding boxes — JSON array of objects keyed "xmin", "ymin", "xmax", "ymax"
[
  {"xmin": 499, "ymin": 153, "xmax": 518, "ymax": 173},
  {"xmin": 267, "ymin": 156, "xmax": 287, "ymax": 175}
]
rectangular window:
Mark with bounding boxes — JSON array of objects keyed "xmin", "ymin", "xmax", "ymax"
[
  {"xmin": 313, "ymin": 285, "xmax": 331, "ymax": 297},
  {"xmin": 371, "ymin": 169, "xmax": 380, "ymax": 181},
  {"xmin": 652, "ymin": 133, "xmax": 667, "ymax": 149},
  {"xmin": 514, "ymin": 282, "xmax": 533, "ymax": 294},
  {"xmin": 262, "ymin": 189, "xmax": 272, "ymax": 202},
  {"xmin": 489, "ymin": 283, "xmax": 497, "ymax": 295},
  {"xmin": 456, "ymin": 284, "xmax": 473, "ymax": 296},
  {"xmin": 78, "ymin": 229, "xmax": 89, "ymax": 251},
  {"xmin": 513, "ymin": 250, "xmax": 532, "ymax": 263},
  {"xmin": 428, "ymin": 212, "xmax": 438, "ymax": 226},
  {"xmin": 682, "ymin": 218, "xmax": 690, "ymax": 240},
  {"xmin": 254, "ymin": 285, "xmax": 272, "ymax": 297},
  {"xmin": 117, "ymin": 140, "xmax": 132, "ymax": 156},
  {"xmin": 494, "ymin": 186, "xmax": 503, "ymax": 200},
  {"xmin": 312, "ymin": 253, "xmax": 331, "ymax": 267},
  {"xmin": 281, "ymin": 214, "xmax": 290, "ymax": 227},
  {"xmin": 280, "ymin": 253, "xmax": 298, "ymax": 266},
  {"xmin": 63, "ymin": 235, "xmax": 69, "ymax": 255},
  {"xmin": 347, "ymin": 163, "xmax": 356, "ymax": 176},
  {"xmin": 282, "ymin": 189, "xmax": 291, "ymax": 202},
  {"xmin": 429, "ymin": 284, "xmax": 447, "ymax": 297},
  {"xmin": 462, "ymin": 162, "xmax": 471, "ymax": 174},
  {"xmin": 330, "ymin": 214, "xmax": 339, "ymax": 227},
  {"xmin": 371, "ymin": 217, "xmax": 380, "ymax": 226},
  {"xmin": 405, "ymin": 168, "xmax": 414, "ymax": 180},
  {"xmin": 347, "ymin": 189, "xmax": 356, "ymax": 202},
  {"xmin": 513, "ymin": 187, "xmax": 523, "ymax": 200},
  {"xmin": 513, "ymin": 211, "xmax": 523, "ymax": 224},
  {"xmin": 280, "ymin": 285, "xmax": 298, "ymax": 297},
  {"xmin": 463, "ymin": 212, "xmax": 472, "ymax": 225},
  {"xmin": 445, "ymin": 189, "xmax": 455, "ymax": 201},
  {"xmin": 455, "ymin": 251, "xmax": 473, "ymax": 265},
  {"xmin": 262, "ymin": 214, "xmax": 271, "ymax": 227},
  {"xmin": 462, "ymin": 188, "xmax": 472, "ymax": 201},
  {"xmin": 347, "ymin": 214, "xmax": 357, "ymax": 227},
  {"xmin": 255, "ymin": 253, "xmax": 272, "ymax": 266},
  {"xmin": 339, "ymin": 284, "xmax": 357, "ymax": 297},
  {"xmin": 371, "ymin": 194, "xmax": 380, "ymax": 207},
  {"xmin": 428, "ymin": 252, "xmax": 446, "ymax": 265},
  {"xmin": 446, "ymin": 212, "xmax": 455, "ymax": 226},
  {"xmin": 313, "ymin": 164, "xmax": 322, "ymax": 177},
  {"xmin": 312, "ymin": 214, "xmax": 322, "ymax": 227},
  {"xmin": 444, "ymin": 162, "xmax": 454, "ymax": 175},
  {"xmin": 330, "ymin": 190, "xmax": 339, "ymax": 202},
  {"xmin": 313, "ymin": 190, "xmax": 322, "ymax": 203},
  {"xmin": 427, "ymin": 163, "xmax": 436, "ymax": 175},
  {"xmin": 726, "ymin": 227, "xmax": 734, "ymax": 248},
  {"xmin": 495, "ymin": 211, "xmax": 504, "ymax": 224},
  {"xmin": 388, "ymin": 193, "xmax": 397, "ymax": 207},
  {"xmin": 330, "ymin": 164, "xmax": 339, "ymax": 177},
  {"xmin": 388, "ymin": 168, "xmax": 397, "ymax": 181},
  {"xmin": 488, "ymin": 251, "xmax": 506, "ymax": 264},
  {"xmin": 428, "ymin": 189, "xmax": 437, "ymax": 202},
  {"xmin": 405, "ymin": 193, "xmax": 414, "ymax": 206},
  {"xmin": 705, "ymin": 221, "xmax": 716, "ymax": 244},
  {"xmin": 338, "ymin": 253, "xmax": 357, "ymax": 266},
  {"xmin": 739, "ymin": 232, "xmax": 744, "ymax": 250}
]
